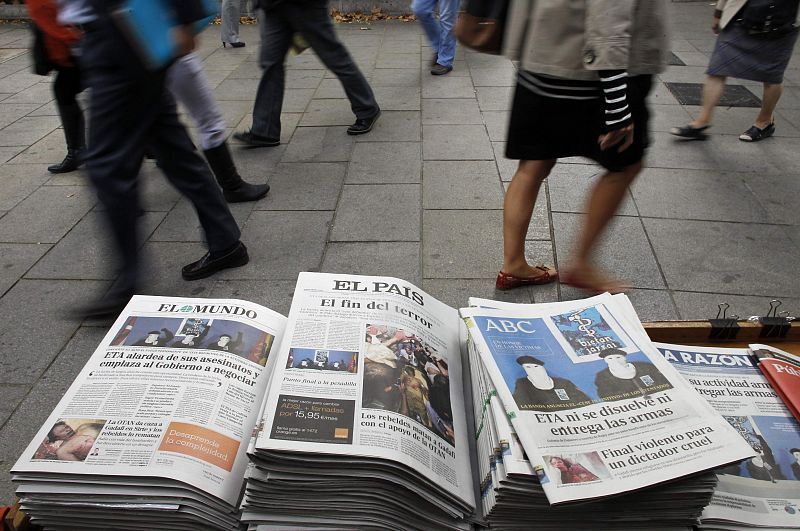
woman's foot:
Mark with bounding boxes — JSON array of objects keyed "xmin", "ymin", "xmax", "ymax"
[
  {"xmin": 560, "ymin": 267, "xmax": 628, "ymax": 294},
  {"xmin": 223, "ymin": 41, "xmax": 246, "ymax": 48},
  {"xmin": 496, "ymin": 264, "xmax": 558, "ymax": 290},
  {"xmin": 670, "ymin": 123, "xmax": 710, "ymax": 140},
  {"xmin": 739, "ymin": 122, "xmax": 775, "ymax": 142}
]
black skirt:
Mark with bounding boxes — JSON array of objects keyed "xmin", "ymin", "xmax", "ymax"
[{"xmin": 505, "ymin": 74, "xmax": 653, "ymax": 172}]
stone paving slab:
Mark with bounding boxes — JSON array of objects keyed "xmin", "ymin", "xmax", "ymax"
[{"xmin": 1, "ymin": 6, "xmax": 799, "ymax": 504}]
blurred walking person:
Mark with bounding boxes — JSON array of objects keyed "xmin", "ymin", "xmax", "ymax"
[
  {"xmin": 167, "ymin": 53, "xmax": 269, "ymax": 202},
  {"xmin": 58, "ymin": 0, "xmax": 250, "ymax": 317},
  {"xmin": 234, "ymin": 0, "xmax": 380, "ymax": 146},
  {"xmin": 221, "ymin": 0, "xmax": 246, "ymax": 47},
  {"xmin": 413, "ymin": 0, "xmax": 459, "ymax": 75},
  {"xmin": 496, "ymin": 0, "xmax": 667, "ymax": 294},
  {"xmin": 26, "ymin": 0, "xmax": 84, "ymax": 174},
  {"xmin": 671, "ymin": 0, "xmax": 799, "ymax": 142}
]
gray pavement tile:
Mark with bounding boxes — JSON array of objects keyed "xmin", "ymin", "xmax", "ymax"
[
  {"xmin": 552, "ymin": 213, "xmax": 666, "ymax": 289},
  {"xmin": 256, "ymin": 162, "xmax": 346, "ymax": 210},
  {"xmin": 0, "ymin": 185, "xmax": 95, "ymax": 243},
  {"xmin": 300, "ymin": 99, "xmax": 357, "ymax": 126},
  {"xmin": 0, "ymin": 163, "xmax": 51, "ymax": 211},
  {"xmin": 421, "ymin": 76, "xmax": 476, "ymax": 99},
  {"xmin": 0, "ymin": 146, "xmax": 25, "ymax": 164},
  {"xmin": 492, "ymin": 141, "xmax": 517, "ymax": 182},
  {"xmin": 647, "ymin": 132, "xmax": 721, "ymax": 170},
  {"xmin": 643, "ymin": 218, "xmax": 800, "ymax": 297},
  {"xmin": 777, "ymin": 107, "xmax": 800, "ymax": 130},
  {"xmin": 777, "ymin": 86, "xmax": 800, "ymax": 109},
  {"xmin": 0, "ymin": 94, "xmax": 11, "ymax": 103},
  {"xmin": 0, "ymin": 243, "xmax": 50, "ymax": 296},
  {"xmin": 90, "ymin": 164, "xmax": 183, "ymax": 213},
  {"xmin": 465, "ymin": 52, "xmax": 514, "ymax": 69},
  {"xmin": 672, "ymin": 291, "xmax": 800, "ymax": 321},
  {"xmin": 0, "ymin": 103, "xmax": 44, "ymax": 130},
  {"xmin": 228, "ymin": 62, "xmax": 270, "ymax": 79},
  {"xmin": 378, "ymin": 40, "xmax": 421, "ymax": 54},
  {"xmin": 0, "ymin": 279, "xmax": 108, "ymax": 384},
  {"xmin": 369, "ymin": 68, "xmax": 420, "ymax": 87},
  {"xmin": 150, "ymin": 199, "xmax": 253, "ymax": 242},
  {"xmin": 26, "ymin": 211, "xmax": 164, "ymax": 280},
  {"xmin": 321, "ymin": 242, "xmax": 421, "ymax": 284},
  {"xmin": 26, "ymin": 101, "xmax": 59, "ymax": 117},
  {"xmin": 331, "ymin": 184, "xmax": 420, "ymax": 241},
  {"xmin": 287, "ymin": 52, "xmax": 326, "ymax": 70},
  {"xmin": 355, "ymin": 110, "xmax": 420, "ymax": 142},
  {"xmin": 314, "ymin": 78, "xmax": 347, "ymax": 99},
  {"xmin": 0, "ymin": 71, "xmax": 40, "ymax": 94},
  {"xmin": 548, "ymin": 164, "xmax": 638, "ymax": 216},
  {"xmin": 277, "ymin": 88, "xmax": 315, "ymax": 113},
  {"xmin": 0, "ymin": 115, "xmax": 61, "ymax": 147},
  {"xmin": 2, "ymin": 82, "xmax": 53, "ymax": 105},
  {"xmin": 672, "ymin": 51, "xmax": 712, "ymax": 67},
  {"xmin": 373, "ymin": 85, "xmax": 421, "ymax": 110},
  {"xmin": 423, "ymin": 208, "xmax": 554, "ymax": 280},
  {"xmin": 0, "ymin": 325, "xmax": 109, "ymax": 502},
  {"xmin": 211, "ymin": 99, "xmax": 257, "ymax": 128},
  {"xmin": 481, "ymin": 111, "xmax": 509, "ymax": 141},
  {"xmin": 422, "ymin": 160, "xmax": 503, "ymax": 210},
  {"xmin": 632, "ymin": 168, "xmax": 770, "ymax": 223},
  {"xmin": 422, "ymin": 278, "xmax": 535, "ymax": 307},
  {"xmin": 469, "ymin": 66, "xmax": 516, "ymax": 87},
  {"xmin": 376, "ymin": 53, "xmax": 420, "ymax": 69},
  {"xmin": 0, "ymin": 385, "xmax": 29, "ymax": 428},
  {"xmin": 741, "ymin": 171, "xmax": 800, "ymax": 225},
  {"xmin": 347, "ymin": 142, "xmax": 421, "ymax": 184},
  {"xmin": 422, "ymin": 124, "xmax": 494, "ymax": 160},
  {"xmin": 132, "ymin": 241, "xmax": 225, "ymax": 297},
  {"xmin": 7, "ymin": 129, "xmax": 70, "ymax": 165},
  {"xmin": 210, "ymin": 280, "xmax": 298, "ymax": 317},
  {"xmin": 294, "ymin": 70, "xmax": 330, "ymax": 89},
  {"xmin": 659, "ymin": 66, "xmax": 718, "ymax": 85},
  {"xmin": 476, "ymin": 86, "xmax": 514, "ymax": 111},
  {"xmin": 231, "ymin": 115, "xmax": 299, "ymax": 146},
  {"xmin": 281, "ymin": 126, "xmax": 355, "ymax": 162},
  {"xmin": 649, "ymin": 81, "xmax": 680, "ymax": 105},
  {"xmin": 421, "ymin": 98, "xmax": 482, "ymax": 125},
  {"xmin": 218, "ymin": 210, "xmax": 333, "ymax": 280},
  {"xmin": 650, "ymin": 103, "xmax": 693, "ymax": 133}
]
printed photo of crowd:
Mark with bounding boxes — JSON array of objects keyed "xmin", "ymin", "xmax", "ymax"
[
  {"xmin": 110, "ymin": 315, "xmax": 275, "ymax": 366},
  {"xmin": 32, "ymin": 418, "xmax": 106, "ymax": 462},
  {"xmin": 286, "ymin": 348, "xmax": 358, "ymax": 373},
  {"xmin": 361, "ymin": 324, "xmax": 454, "ymax": 445}
]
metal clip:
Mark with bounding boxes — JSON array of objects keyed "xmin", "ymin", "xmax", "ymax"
[
  {"xmin": 709, "ymin": 303, "xmax": 740, "ymax": 340},
  {"xmin": 759, "ymin": 299, "xmax": 792, "ymax": 338}
]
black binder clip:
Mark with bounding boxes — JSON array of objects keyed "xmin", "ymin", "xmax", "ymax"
[
  {"xmin": 709, "ymin": 303, "xmax": 739, "ymax": 340},
  {"xmin": 758, "ymin": 300, "xmax": 792, "ymax": 338}
]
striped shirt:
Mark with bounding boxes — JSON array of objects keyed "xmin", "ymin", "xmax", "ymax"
[{"xmin": 518, "ymin": 69, "xmax": 632, "ymax": 131}]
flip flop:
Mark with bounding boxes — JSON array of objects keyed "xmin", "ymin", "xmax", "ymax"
[{"xmin": 495, "ymin": 266, "xmax": 558, "ymax": 290}]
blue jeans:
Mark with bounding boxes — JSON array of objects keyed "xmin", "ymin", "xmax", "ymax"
[{"xmin": 412, "ymin": 0, "xmax": 460, "ymax": 68}]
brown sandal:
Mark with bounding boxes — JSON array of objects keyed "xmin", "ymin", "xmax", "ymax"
[{"xmin": 496, "ymin": 266, "xmax": 558, "ymax": 290}]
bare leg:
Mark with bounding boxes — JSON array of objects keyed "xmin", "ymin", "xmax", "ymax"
[
  {"xmin": 502, "ymin": 159, "xmax": 556, "ymax": 277},
  {"xmin": 755, "ymin": 82, "xmax": 783, "ymax": 128},
  {"xmin": 564, "ymin": 162, "xmax": 642, "ymax": 292},
  {"xmin": 692, "ymin": 74, "xmax": 727, "ymax": 128}
]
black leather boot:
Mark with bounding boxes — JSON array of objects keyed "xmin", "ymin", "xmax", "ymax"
[
  {"xmin": 203, "ymin": 142, "xmax": 269, "ymax": 203},
  {"xmin": 48, "ymin": 102, "xmax": 85, "ymax": 174}
]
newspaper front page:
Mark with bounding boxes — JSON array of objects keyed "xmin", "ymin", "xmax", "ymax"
[
  {"xmin": 12, "ymin": 295, "xmax": 287, "ymax": 508},
  {"xmin": 655, "ymin": 343, "xmax": 800, "ymax": 528},
  {"xmin": 461, "ymin": 295, "xmax": 754, "ymax": 505},
  {"xmin": 253, "ymin": 272, "xmax": 475, "ymax": 511}
]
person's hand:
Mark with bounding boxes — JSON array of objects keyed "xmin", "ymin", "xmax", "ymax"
[
  {"xmin": 712, "ymin": 16, "xmax": 720, "ymax": 35},
  {"xmin": 173, "ymin": 25, "xmax": 196, "ymax": 57},
  {"xmin": 599, "ymin": 124, "xmax": 634, "ymax": 152}
]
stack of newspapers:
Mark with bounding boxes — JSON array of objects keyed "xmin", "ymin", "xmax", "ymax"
[
  {"xmin": 11, "ymin": 296, "xmax": 289, "ymax": 530},
  {"xmin": 461, "ymin": 294, "xmax": 755, "ymax": 529},
  {"xmin": 11, "ymin": 273, "xmax": 766, "ymax": 530}
]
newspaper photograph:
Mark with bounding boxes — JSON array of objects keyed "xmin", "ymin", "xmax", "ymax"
[
  {"xmin": 253, "ymin": 272, "xmax": 475, "ymax": 510},
  {"xmin": 13, "ymin": 296, "xmax": 287, "ymax": 507},
  {"xmin": 461, "ymin": 295, "xmax": 755, "ymax": 505},
  {"xmin": 655, "ymin": 343, "xmax": 800, "ymax": 529}
]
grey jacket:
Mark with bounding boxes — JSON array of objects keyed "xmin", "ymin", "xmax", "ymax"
[{"xmin": 503, "ymin": 0, "xmax": 668, "ymax": 80}]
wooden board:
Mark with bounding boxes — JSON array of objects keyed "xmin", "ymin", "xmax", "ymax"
[{"xmin": 644, "ymin": 320, "xmax": 800, "ymax": 354}]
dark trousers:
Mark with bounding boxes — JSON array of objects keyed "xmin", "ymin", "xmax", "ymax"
[
  {"xmin": 79, "ymin": 25, "xmax": 240, "ymax": 294},
  {"xmin": 252, "ymin": 1, "xmax": 379, "ymax": 139},
  {"xmin": 52, "ymin": 66, "xmax": 84, "ymax": 150}
]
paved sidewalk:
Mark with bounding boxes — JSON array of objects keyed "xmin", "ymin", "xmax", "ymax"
[{"xmin": 1, "ymin": 4, "xmax": 799, "ymax": 502}]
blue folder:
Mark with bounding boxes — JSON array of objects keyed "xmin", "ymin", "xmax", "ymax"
[{"xmin": 112, "ymin": 0, "xmax": 218, "ymax": 70}]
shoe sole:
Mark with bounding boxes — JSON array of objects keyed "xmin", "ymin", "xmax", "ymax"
[{"xmin": 182, "ymin": 250, "xmax": 250, "ymax": 281}]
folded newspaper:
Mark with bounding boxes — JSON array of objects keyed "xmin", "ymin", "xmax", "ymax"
[{"xmin": 11, "ymin": 273, "xmax": 761, "ymax": 530}]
